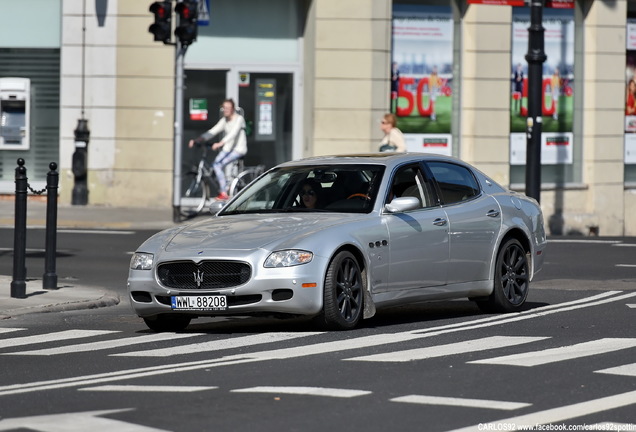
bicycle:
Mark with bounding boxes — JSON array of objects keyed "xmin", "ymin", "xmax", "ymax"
[{"xmin": 180, "ymin": 145, "xmax": 265, "ymax": 218}]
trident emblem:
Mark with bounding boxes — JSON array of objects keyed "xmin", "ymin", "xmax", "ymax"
[{"xmin": 193, "ymin": 269, "xmax": 204, "ymax": 288}]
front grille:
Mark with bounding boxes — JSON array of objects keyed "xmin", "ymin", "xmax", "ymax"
[{"xmin": 157, "ymin": 260, "xmax": 251, "ymax": 290}]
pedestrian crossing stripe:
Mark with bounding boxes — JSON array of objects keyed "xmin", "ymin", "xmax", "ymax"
[
  {"xmin": 79, "ymin": 385, "xmax": 217, "ymax": 393},
  {"xmin": 468, "ymin": 338, "xmax": 636, "ymax": 367},
  {"xmin": 231, "ymin": 386, "xmax": 372, "ymax": 398},
  {"xmin": 596, "ymin": 362, "xmax": 636, "ymax": 378},
  {"xmin": 4, "ymin": 332, "xmax": 204, "ymax": 356},
  {"xmin": 112, "ymin": 332, "xmax": 324, "ymax": 358},
  {"xmin": 447, "ymin": 389, "xmax": 636, "ymax": 432},
  {"xmin": 0, "ymin": 329, "xmax": 118, "ymax": 350},
  {"xmin": 344, "ymin": 336, "xmax": 549, "ymax": 362},
  {"xmin": 390, "ymin": 395, "xmax": 531, "ymax": 410}
]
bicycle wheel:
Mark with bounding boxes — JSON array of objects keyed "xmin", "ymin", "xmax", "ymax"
[
  {"xmin": 181, "ymin": 172, "xmax": 209, "ymax": 217},
  {"xmin": 229, "ymin": 168, "xmax": 259, "ymax": 196}
]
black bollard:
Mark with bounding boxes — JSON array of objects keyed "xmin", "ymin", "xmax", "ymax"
[
  {"xmin": 43, "ymin": 162, "xmax": 59, "ymax": 290},
  {"xmin": 11, "ymin": 159, "xmax": 28, "ymax": 299}
]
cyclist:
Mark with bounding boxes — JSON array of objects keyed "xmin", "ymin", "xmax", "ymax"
[{"xmin": 188, "ymin": 98, "xmax": 247, "ymax": 200}]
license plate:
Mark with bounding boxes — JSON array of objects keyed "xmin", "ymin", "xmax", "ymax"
[{"xmin": 171, "ymin": 295, "xmax": 227, "ymax": 311}]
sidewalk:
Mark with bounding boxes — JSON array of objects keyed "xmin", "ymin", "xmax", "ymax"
[{"xmin": 0, "ymin": 198, "xmax": 183, "ymax": 320}]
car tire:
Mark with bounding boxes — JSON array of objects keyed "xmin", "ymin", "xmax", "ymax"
[
  {"xmin": 143, "ymin": 314, "xmax": 192, "ymax": 332},
  {"xmin": 477, "ymin": 238, "xmax": 529, "ymax": 313},
  {"xmin": 320, "ymin": 251, "xmax": 364, "ymax": 330}
]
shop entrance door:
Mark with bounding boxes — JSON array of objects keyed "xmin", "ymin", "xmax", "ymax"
[
  {"xmin": 179, "ymin": 70, "xmax": 294, "ymax": 208},
  {"xmin": 236, "ymin": 72, "xmax": 293, "ymax": 169}
]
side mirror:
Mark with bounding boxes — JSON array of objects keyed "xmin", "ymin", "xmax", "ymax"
[
  {"xmin": 208, "ymin": 200, "xmax": 225, "ymax": 215},
  {"xmin": 384, "ymin": 196, "xmax": 420, "ymax": 213}
]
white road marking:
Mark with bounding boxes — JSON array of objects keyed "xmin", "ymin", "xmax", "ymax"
[
  {"xmin": 612, "ymin": 243, "xmax": 636, "ymax": 247},
  {"xmin": 596, "ymin": 362, "xmax": 636, "ymax": 377},
  {"xmin": 113, "ymin": 332, "xmax": 324, "ymax": 357},
  {"xmin": 469, "ymin": 338, "xmax": 636, "ymax": 367},
  {"xmin": 79, "ymin": 385, "xmax": 217, "ymax": 392},
  {"xmin": 57, "ymin": 229, "xmax": 135, "ymax": 235},
  {"xmin": 3, "ymin": 332, "xmax": 204, "ymax": 356},
  {"xmin": 616, "ymin": 264, "xmax": 636, "ymax": 268},
  {"xmin": 0, "ymin": 409, "xmax": 169, "ymax": 432},
  {"xmin": 628, "ymin": 304, "xmax": 636, "ymax": 308},
  {"xmin": 0, "ymin": 292, "xmax": 632, "ymax": 397},
  {"xmin": 344, "ymin": 336, "xmax": 549, "ymax": 362},
  {"xmin": 0, "ymin": 328, "xmax": 24, "ymax": 335},
  {"xmin": 390, "ymin": 395, "xmax": 530, "ymax": 411},
  {"xmin": 0, "ymin": 329, "xmax": 119, "ymax": 350},
  {"xmin": 231, "ymin": 386, "xmax": 371, "ymax": 398},
  {"xmin": 447, "ymin": 390, "xmax": 636, "ymax": 432}
]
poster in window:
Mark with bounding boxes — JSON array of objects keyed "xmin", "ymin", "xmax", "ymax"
[
  {"xmin": 391, "ymin": 5, "xmax": 452, "ymax": 156},
  {"xmin": 255, "ymin": 79, "xmax": 276, "ymax": 142},
  {"xmin": 510, "ymin": 8, "xmax": 574, "ymax": 165}
]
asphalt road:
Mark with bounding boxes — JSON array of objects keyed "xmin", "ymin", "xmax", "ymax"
[{"xmin": 0, "ymin": 231, "xmax": 635, "ymax": 431}]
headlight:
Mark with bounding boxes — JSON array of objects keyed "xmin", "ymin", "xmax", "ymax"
[
  {"xmin": 130, "ymin": 252, "xmax": 154, "ymax": 270},
  {"xmin": 264, "ymin": 250, "xmax": 313, "ymax": 268}
]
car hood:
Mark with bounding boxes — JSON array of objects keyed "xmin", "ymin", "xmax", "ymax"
[{"xmin": 164, "ymin": 213, "xmax": 365, "ymax": 252}]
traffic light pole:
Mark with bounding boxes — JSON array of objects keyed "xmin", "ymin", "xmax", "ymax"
[
  {"xmin": 173, "ymin": 40, "xmax": 186, "ymax": 222},
  {"xmin": 524, "ymin": 0, "xmax": 546, "ymax": 203}
]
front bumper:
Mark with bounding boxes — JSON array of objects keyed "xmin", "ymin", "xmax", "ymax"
[{"xmin": 127, "ymin": 256, "xmax": 328, "ymax": 318}]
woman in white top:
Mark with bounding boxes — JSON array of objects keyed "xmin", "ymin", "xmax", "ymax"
[
  {"xmin": 189, "ymin": 98, "xmax": 247, "ymax": 200},
  {"xmin": 379, "ymin": 113, "xmax": 406, "ymax": 152}
]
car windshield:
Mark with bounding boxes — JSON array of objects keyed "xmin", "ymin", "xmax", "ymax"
[{"xmin": 220, "ymin": 164, "xmax": 385, "ymax": 215}]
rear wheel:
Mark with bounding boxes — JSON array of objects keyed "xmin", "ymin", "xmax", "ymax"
[
  {"xmin": 477, "ymin": 238, "xmax": 529, "ymax": 313},
  {"xmin": 181, "ymin": 172, "xmax": 209, "ymax": 217},
  {"xmin": 143, "ymin": 314, "xmax": 192, "ymax": 332},
  {"xmin": 319, "ymin": 251, "xmax": 364, "ymax": 330}
]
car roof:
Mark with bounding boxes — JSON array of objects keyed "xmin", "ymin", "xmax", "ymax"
[{"xmin": 276, "ymin": 152, "xmax": 466, "ymax": 170}]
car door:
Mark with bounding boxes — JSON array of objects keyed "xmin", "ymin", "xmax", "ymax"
[
  {"xmin": 426, "ymin": 161, "xmax": 501, "ymax": 284},
  {"xmin": 382, "ymin": 164, "xmax": 449, "ymax": 292}
]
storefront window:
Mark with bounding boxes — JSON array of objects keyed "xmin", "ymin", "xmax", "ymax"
[
  {"xmin": 391, "ymin": 1, "xmax": 457, "ymax": 157},
  {"xmin": 509, "ymin": 6, "xmax": 580, "ymax": 187}
]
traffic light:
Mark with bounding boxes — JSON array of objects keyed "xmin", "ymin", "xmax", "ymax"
[
  {"xmin": 175, "ymin": 0, "xmax": 198, "ymax": 46},
  {"xmin": 149, "ymin": 1, "xmax": 172, "ymax": 44}
]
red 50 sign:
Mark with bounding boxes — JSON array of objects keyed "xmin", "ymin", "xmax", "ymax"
[{"xmin": 396, "ymin": 76, "xmax": 450, "ymax": 117}]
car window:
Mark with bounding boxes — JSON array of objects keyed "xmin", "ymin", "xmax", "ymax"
[
  {"xmin": 220, "ymin": 164, "xmax": 385, "ymax": 215},
  {"xmin": 387, "ymin": 165, "xmax": 436, "ymax": 209},
  {"xmin": 426, "ymin": 161, "xmax": 480, "ymax": 205}
]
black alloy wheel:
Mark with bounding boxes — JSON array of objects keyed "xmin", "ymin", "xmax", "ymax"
[{"xmin": 321, "ymin": 251, "xmax": 364, "ymax": 330}]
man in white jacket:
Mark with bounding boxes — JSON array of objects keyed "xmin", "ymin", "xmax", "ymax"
[{"xmin": 189, "ymin": 98, "xmax": 247, "ymax": 200}]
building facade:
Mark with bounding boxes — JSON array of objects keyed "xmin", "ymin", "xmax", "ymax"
[{"xmin": 0, "ymin": 0, "xmax": 633, "ymax": 236}]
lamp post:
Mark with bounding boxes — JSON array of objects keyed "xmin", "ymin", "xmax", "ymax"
[{"xmin": 524, "ymin": 0, "xmax": 547, "ymax": 203}]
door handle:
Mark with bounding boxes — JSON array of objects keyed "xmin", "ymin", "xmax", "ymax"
[
  {"xmin": 433, "ymin": 218, "xmax": 447, "ymax": 226},
  {"xmin": 486, "ymin": 209, "xmax": 500, "ymax": 218}
]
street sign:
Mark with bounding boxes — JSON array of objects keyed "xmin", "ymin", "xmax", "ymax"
[{"xmin": 197, "ymin": 0, "xmax": 210, "ymax": 25}]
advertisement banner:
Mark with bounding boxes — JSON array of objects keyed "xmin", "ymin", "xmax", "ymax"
[
  {"xmin": 510, "ymin": 8, "xmax": 575, "ymax": 165},
  {"xmin": 626, "ymin": 19, "xmax": 636, "ymax": 164},
  {"xmin": 391, "ymin": 5, "xmax": 453, "ymax": 156},
  {"xmin": 189, "ymin": 98, "xmax": 208, "ymax": 121},
  {"xmin": 467, "ymin": 0, "xmax": 524, "ymax": 5},
  {"xmin": 255, "ymin": 79, "xmax": 276, "ymax": 142},
  {"xmin": 545, "ymin": 0, "xmax": 575, "ymax": 8}
]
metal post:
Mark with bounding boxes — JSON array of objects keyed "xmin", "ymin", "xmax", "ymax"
[
  {"xmin": 524, "ymin": 0, "xmax": 547, "ymax": 203},
  {"xmin": 43, "ymin": 162, "xmax": 59, "ymax": 290},
  {"xmin": 172, "ymin": 38, "xmax": 186, "ymax": 222},
  {"xmin": 11, "ymin": 159, "xmax": 28, "ymax": 299},
  {"xmin": 72, "ymin": 119, "xmax": 90, "ymax": 205}
]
